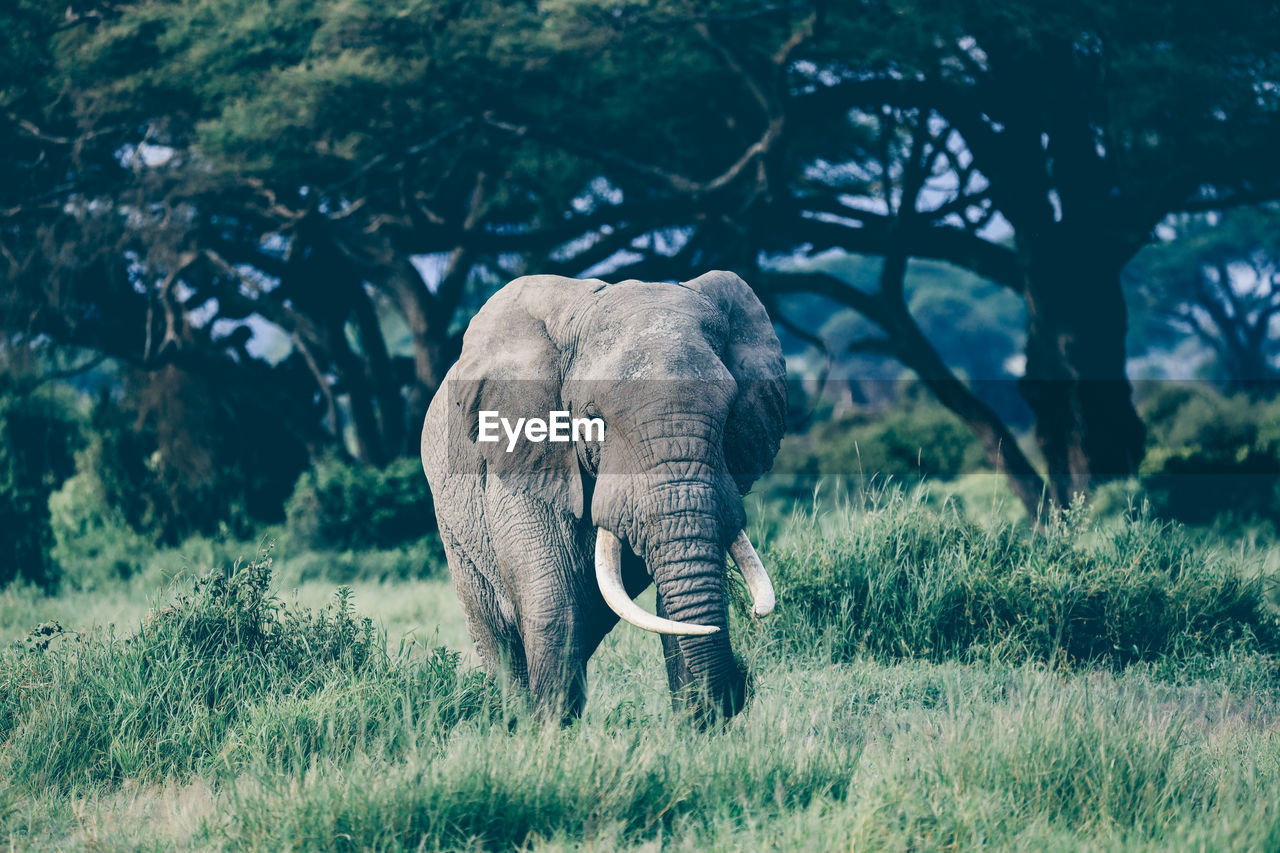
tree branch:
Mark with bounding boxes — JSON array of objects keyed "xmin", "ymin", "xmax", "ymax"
[
  {"xmin": 482, "ymin": 110, "xmax": 782, "ymax": 199},
  {"xmin": 786, "ymin": 214, "xmax": 1023, "ymax": 293}
]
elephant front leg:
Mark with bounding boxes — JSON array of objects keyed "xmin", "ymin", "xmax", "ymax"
[
  {"xmin": 444, "ymin": 538, "xmax": 530, "ymax": 689},
  {"xmin": 522, "ymin": 599, "xmax": 591, "ymax": 722},
  {"xmin": 488, "ymin": 486, "xmax": 598, "ymax": 721}
]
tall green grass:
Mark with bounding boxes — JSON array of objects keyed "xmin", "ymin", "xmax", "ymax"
[
  {"xmin": 210, "ymin": 663, "xmax": 1280, "ymax": 852},
  {"xmin": 754, "ymin": 489, "xmax": 1280, "ymax": 669},
  {"xmin": 6, "ymin": 489, "xmax": 1280, "ymax": 850},
  {"xmin": 0, "ymin": 556, "xmax": 497, "ymax": 791}
]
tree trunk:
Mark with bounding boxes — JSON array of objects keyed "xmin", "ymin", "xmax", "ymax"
[
  {"xmin": 875, "ymin": 253, "xmax": 1047, "ymax": 518},
  {"xmin": 382, "ymin": 261, "xmax": 461, "ymax": 456},
  {"xmin": 350, "ymin": 285, "xmax": 406, "ymax": 459},
  {"xmin": 1018, "ymin": 242, "xmax": 1146, "ymax": 506},
  {"xmin": 894, "ymin": 317, "xmax": 1047, "ymax": 517}
]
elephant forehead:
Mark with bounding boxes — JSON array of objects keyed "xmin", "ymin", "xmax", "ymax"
[
  {"xmin": 635, "ymin": 311, "xmax": 701, "ymax": 347},
  {"xmin": 577, "ymin": 295, "xmax": 728, "ymax": 373},
  {"xmin": 574, "ymin": 337, "xmax": 734, "ymax": 383},
  {"xmin": 588, "ymin": 283, "xmax": 723, "ymax": 332}
]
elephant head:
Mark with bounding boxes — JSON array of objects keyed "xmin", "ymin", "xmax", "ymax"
[{"xmin": 448, "ymin": 270, "xmax": 786, "ymax": 718}]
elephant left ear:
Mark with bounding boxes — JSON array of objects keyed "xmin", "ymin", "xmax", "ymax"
[
  {"xmin": 447, "ymin": 276, "xmax": 596, "ymax": 519},
  {"xmin": 682, "ymin": 270, "xmax": 788, "ymax": 494}
]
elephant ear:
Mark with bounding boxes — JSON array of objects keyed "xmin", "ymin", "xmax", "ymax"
[
  {"xmin": 682, "ymin": 270, "xmax": 788, "ymax": 493},
  {"xmin": 448, "ymin": 276, "xmax": 598, "ymax": 518}
]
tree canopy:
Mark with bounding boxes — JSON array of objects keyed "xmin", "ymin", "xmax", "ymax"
[
  {"xmin": 1127, "ymin": 206, "xmax": 1280, "ymax": 388},
  {"xmin": 4, "ymin": 0, "xmax": 1279, "ymax": 515}
]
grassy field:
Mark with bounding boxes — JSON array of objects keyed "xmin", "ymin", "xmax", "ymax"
[{"xmin": 4, "ymin": 491, "xmax": 1280, "ymax": 851}]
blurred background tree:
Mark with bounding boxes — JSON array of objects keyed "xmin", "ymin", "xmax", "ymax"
[
  {"xmin": 2, "ymin": 0, "xmax": 1279, "ymax": 584},
  {"xmin": 1127, "ymin": 206, "xmax": 1280, "ymax": 390}
]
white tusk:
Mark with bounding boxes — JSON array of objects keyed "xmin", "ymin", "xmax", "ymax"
[
  {"xmin": 595, "ymin": 528, "xmax": 720, "ymax": 636},
  {"xmin": 729, "ymin": 530, "xmax": 776, "ymax": 618}
]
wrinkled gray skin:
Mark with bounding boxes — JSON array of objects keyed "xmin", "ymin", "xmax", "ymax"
[{"xmin": 421, "ymin": 271, "xmax": 786, "ymax": 721}]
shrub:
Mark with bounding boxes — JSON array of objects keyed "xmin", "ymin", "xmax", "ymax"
[
  {"xmin": 0, "ymin": 385, "xmax": 82, "ymax": 588},
  {"xmin": 121, "ymin": 365, "xmax": 310, "ymax": 542},
  {"xmin": 285, "ymin": 455, "xmax": 435, "ymax": 552},
  {"xmin": 774, "ymin": 401, "xmax": 987, "ymax": 483},
  {"xmin": 280, "ymin": 540, "xmax": 449, "ymax": 584},
  {"xmin": 47, "ymin": 463, "xmax": 153, "ymax": 590},
  {"xmin": 1137, "ymin": 384, "xmax": 1280, "ymax": 530},
  {"xmin": 0, "ymin": 555, "xmax": 497, "ymax": 789},
  {"xmin": 753, "ymin": 488, "xmax": 1280, "ymax": 668}
]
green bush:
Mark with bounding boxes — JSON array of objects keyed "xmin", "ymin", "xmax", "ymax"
[
  {"xmin": 752, "ymin": 489, "xmax": 1280, "ymax": 667},
  {"xmin": 280, "ymin": 540, "xmax": 448, "ymax": 584},
  {"xmin": 0, "ymin": 386, "xmax": 82, "ymax": 589},
  {"xmin": 1136, "ymin": 385, "xmax": 1280, "ymax": 531},
  {"xmin": 285, "ymin": 455, "xmax": 435, "ymax": 552},
  {"xmin": 0, "ymin": 555, "xmax": 497, "ymax": 789},
  {"xmin": 47, "ymin": 462, "xmax": 153, "ymax": 590},
  {"xmin": 43, "ymin": 371, "xmax": 314, "ymax": 551},
  {"xmin": 774, "ymin": 401, "xmax": 987, "ymax": 484}
]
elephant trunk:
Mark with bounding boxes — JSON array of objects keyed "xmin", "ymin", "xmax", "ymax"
[
  {"xmin": 595, "ymin": 527, "xmax": 774, "ymax": 633},
  {"xmin": 595, "ymin": 529, "xmax": 718, "ymax": 636},
  {"xmin": 592, "ymin": 410, "xmax": 774, "ymax": 718},
  {"xmin": 646, "ymin": 531, "xmax": 746, "ymax": 719}
]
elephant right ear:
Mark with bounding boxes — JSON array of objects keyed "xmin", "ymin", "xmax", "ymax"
[
  {"xmin": 446, "ymin": 276, "xmax": 595, "ymax": 519},
  {"xmin": 682, "ymin": 270, "xmax": 788, "ymax": 494}
]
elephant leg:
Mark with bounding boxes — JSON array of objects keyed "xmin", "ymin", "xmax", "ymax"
[
  {"xmin": 440, "ymin": 527, "xmax": 529, "ymax": 689},
  {"xmin": 487, "ymin": 487, "xmax": 596, "ymax": 721},
  {"xmin": 466, "ymin": 600, "xmax": 528, "ymax": 692},
  {"xmin": 522, "ymin": 532, "xmax": 652, "ymax": 719},
  {"xmin": 522, "ymin": 591, "xmax": 590, "ymax": 721}
]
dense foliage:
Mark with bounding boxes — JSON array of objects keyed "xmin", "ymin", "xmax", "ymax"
[
  {"xmin": 0, "ymin": 385, "xmax": 82, "ymax": 587},
  {"xmin": 775, "ymin": 400, "xmax": 988, "ymax": 484},
  {"xmin": 3, "ymin": 3, "xmax": 1279, "ymax": 845},
  {"xmin": 1137, "ymin": 384, "xmax": 1280, "ymax": 531},
  {"xmin": 0, "ymin": 556, "xmax": 497, "ymax": 789},
  {"xmin": 1126, "ymin": 206, "xmax": 1280, "ymax": 386},
  {"xmin": 284, "ymin": 454, "xmax": 435, "ymax": 552},
  {"xmin": 4, "ymin": 0, "xmax": 1278, "ymax": 514},
  {"xmin": 759, "ymin": 490, "xmax": 1280, "ymax": 667}
]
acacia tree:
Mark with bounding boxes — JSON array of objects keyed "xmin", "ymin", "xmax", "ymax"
[
  {"xmin": 5, "ymin": 0, "xmax": 1280, "ymax": 517},
  {"xmin": 1127, "ymin": 206, "xmax": 1280, "ymax": 390},
  {"xmin": 496, "ymin": 1, "xmax": 1280, "ymax": 506},
  {"xmin": 3, "ymin": 0, "xmax": 598, "ymax": 466}
]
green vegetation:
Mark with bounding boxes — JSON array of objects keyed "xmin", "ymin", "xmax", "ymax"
[
  {"xmin": 761, "ymin": 490, "xmax": 1280, "ymax": 668},
  {"xmin": 1126, "ymin": 205, "xmax": 1280, "ymax": 385},
  {"xmin": 775, "ymin": 399, "xmax": 988, "ymax": 484},
  {"xmin": 0, "ymin": 384, "xmax": 81, "ymax": 588},
  {"xmin": 280, "ymin": 453, "xmax": 447, "ymax": 582},
  {"xmin": 284, "ymin": 454, "xmax": 435, "ymax": 552},
  {"xmin": 8, "ymin": 0, "xmax": 1279, "ymax": 508},
  {"xmin": 5, "ymin": 492, "xmax": 1280, "ymax": 850},
  {"xmin": 769, "ymin": 382, "xmax": 1280, "ymax": 539},
  {"xmin": 1, "ymin": 556, "xmax": 496, "ymax": 791},
  {"xmin": 1136, "ymin": 384, "xmax": 1280, "ymax": 533},
  {"xmin": 0, "ymin": 375, "xmax": 447, "ymax": 591},
  {"xmin": 3, "ymin": 0, "xmax": 1278, "ymax": 845}
]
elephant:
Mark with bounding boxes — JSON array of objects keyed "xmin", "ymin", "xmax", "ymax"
[{"xmin": 420, "ymin": 270, "xmax": 787, "ymax": 721}]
